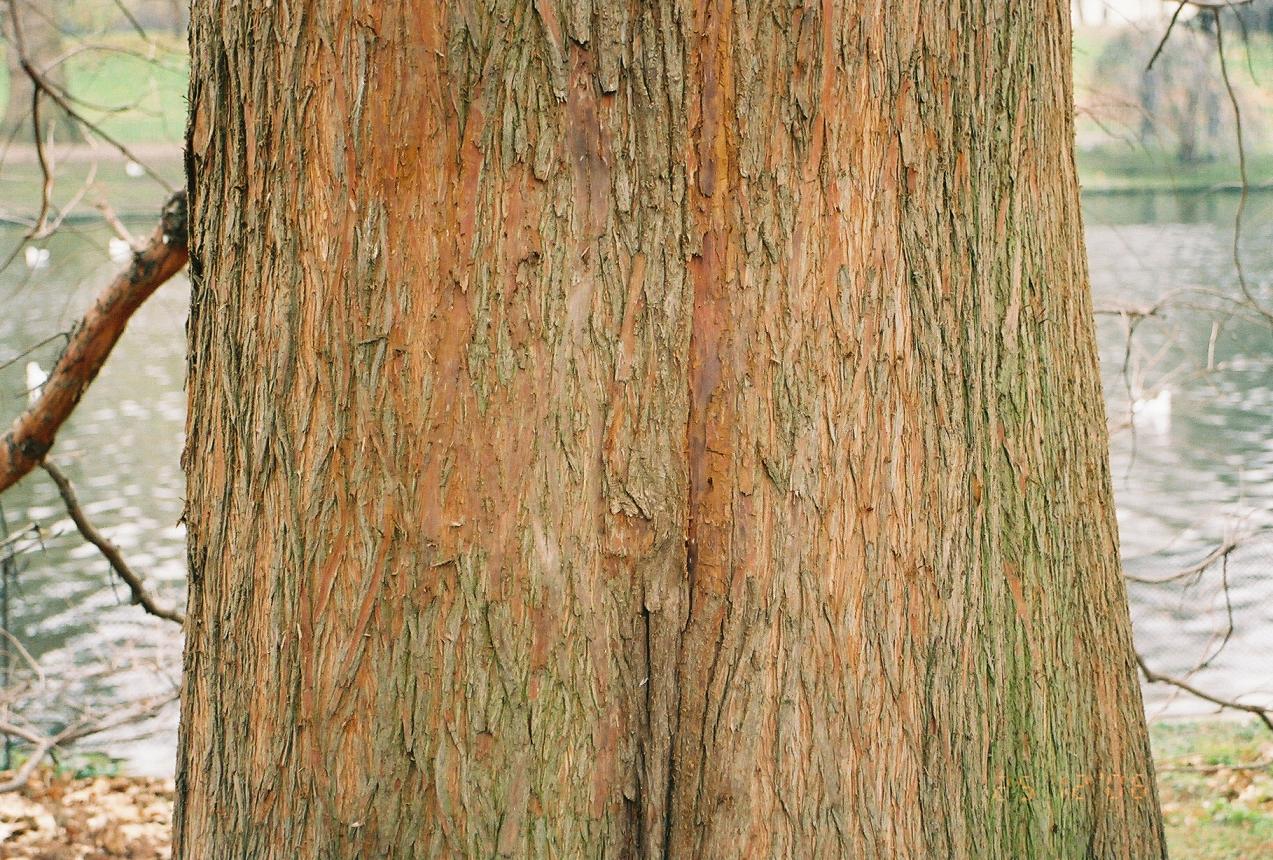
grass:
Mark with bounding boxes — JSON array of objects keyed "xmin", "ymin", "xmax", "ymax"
[
  {"xmin": 0, "ymin": 33, "xmax": 188, "ymax": 145},
  {"xmin": 1152, "ymin": 719, "xmax": 1273, "ymax": 859},
  {"xmin": 1077, "ymin": 146, "xmax": 1273, "ymax": 193},
  {"xmin": 1072, "ymin": 22, "xmax": 1273, "ymax": 192},
  {"xmin": 63, "ymin": 36, "xmax": 188, "ymax": 144}
]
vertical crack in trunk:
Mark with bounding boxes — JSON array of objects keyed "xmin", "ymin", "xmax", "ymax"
[
  {"xmin": 175, "ymin": 2, "xmax": 1166, "ymax": 856},
  {"xmin": 659, "ymin": 1, "xmax": 736, "ymax": 853}
]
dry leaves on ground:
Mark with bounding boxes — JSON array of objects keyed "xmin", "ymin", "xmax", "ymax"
[{"xmin": 0, "ymin": 770, "xmax": 171, "ymax": 859}]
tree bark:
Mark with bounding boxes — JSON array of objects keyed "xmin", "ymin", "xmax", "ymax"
[{"xmin": 177, "ymin": 3, "xmax": 1165, "ymax": 858}]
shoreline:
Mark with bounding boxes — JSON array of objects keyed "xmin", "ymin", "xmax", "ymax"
[
  {"xmin": 0, "ymin": 142, "xmax": 182, "ymax": 165},
  {"xmin": 0, "ymin": 144, "xmax": 1268, "ymax": 217},
  {"xmin": 3, "ymin": 183, "xmax": 1269, "ymax": 227},
  {"xmin": 1082, "ymin": 180, "xmax": 1273, "ymax": 196}
]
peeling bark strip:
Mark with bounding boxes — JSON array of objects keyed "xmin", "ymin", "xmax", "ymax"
[
  {"xmin": 178, "ymin": 3, "xmax": 1164, "ymax": 858},
  {"xmin": 0, "ymin": 191, "xmax": 188, "ymax": 494}
]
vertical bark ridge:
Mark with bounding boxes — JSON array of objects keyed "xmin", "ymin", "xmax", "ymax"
[{"xmin": 178, "ymin": 2, "xmax": 1163, "ymax": 858}]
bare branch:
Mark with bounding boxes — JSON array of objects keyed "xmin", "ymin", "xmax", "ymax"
[
  {"xmin": 0, "ymin": 190, "xmax": 188, "ymax": 494},
  {"xmin": 0, "ymin": 524, "xmax": 38, "ymax": 551},
  {"xmin": 5, "ymin": 0, "xmax": 173, "ymax": 190},
  {"xmin": 1124, "ymin": 534, "xmax": 1244, "ymax": 584},
  {"xmin": 0, "ymin": 691, "xmax": 175, "ymax": 793},
  {"xmin": 27, "ymin": 82, "xmax": 53, "ymax": 240},
  {"xmin": 0, "ymin": 627, "xmax": 43, "ymax": 689},
  {"xmin": 0, "ymin": 724, "xmax": 52, "ymax": 792},
  {"xmin": 4, "ymin": 0, "xmax": 54, "ymax": 257},
  {"xmin": 95, "ymin": 198, "xmax": 140, "ymax": 249},
  {"xmin": 0, "ymin": 333, "xmax": 69, "ymax": 376},
  {"xmin": 1137, "ymin": 653, "xmax": 1273, "ymax": 732},
  {"xmin": 40, "ymin": 460, "xmax": 183, "ymax": 625},
  {"xmin": 106, "ymin": 0, "xmax": 151, "ymax": 44},
  {"xmin": 1148, "ymin": 2, "xmax": 1189, "ymax": 72},
  {"xmin": 1211, "ymin": 8, "xmax": 1271, "ymax": 326}
]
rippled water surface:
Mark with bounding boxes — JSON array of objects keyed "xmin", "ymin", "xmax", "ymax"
[
  {"xmin": 0, "ymin": 214, "xmax": 187, "ymax": 775},
  {"xmin": 0, "ymin": 190, "xmax": 1270, "ymax": 775},
  {"xmin": 1089, "ymin": 191, "xmax": 1273, "ymax": 719}
]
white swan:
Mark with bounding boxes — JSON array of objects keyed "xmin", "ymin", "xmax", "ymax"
[
  {"xmin": 108, "ymin": 237, "xmax": 133, "ymax": 263},
  {"xmin": 1131, "ymin": 388, "xmax": 1172, "ymax": 435},
  {"xmin": 25, "ymin": 360, "xmax": 46, "ymax": 405},
  {"xmin": 23, "ymin": 246, "xmax": 50, "ymax": 269}
]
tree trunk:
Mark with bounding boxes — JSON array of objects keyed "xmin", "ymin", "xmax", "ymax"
[{"xmin": 176, "ymin": 3, "xmax": 1165, "ymax": 858}]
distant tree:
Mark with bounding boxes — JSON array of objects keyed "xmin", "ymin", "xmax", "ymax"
[
  {"xmin": 1, "ymin": 2, "xmax": 82, "ymax": 143},
  {"xmin": 1095, "ymin": 23, "xmax": 1233, "ymax": 163},
  {"xmin": 1197, "ymin": 0, "xmax": 1273, "ymax": 38}
]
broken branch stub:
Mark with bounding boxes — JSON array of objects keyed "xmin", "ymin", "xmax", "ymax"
[{"xmin": 0, "ymin": 189, "xmax": 188, "ymax": 494}]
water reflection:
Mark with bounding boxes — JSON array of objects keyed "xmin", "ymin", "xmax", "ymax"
[
  {"xmin": 0, "ymin": 218, "xmax": 187, "ymax": 775},
  {"xmin": 1089, "ymin": 190, "xmax": 1273, "ymax": 718},
  {"xmin": 0, "ymin": 191, "xmax": 1271, "ymax": 776}
]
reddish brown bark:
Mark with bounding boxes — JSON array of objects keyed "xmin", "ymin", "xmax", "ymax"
[
  {"xmin": 0, "ymin": 191, "xmax": 187, "ymax": 494},
  {"xmin": 177, "ymin": 3, "xmax": 1164, "ymax": 858}
]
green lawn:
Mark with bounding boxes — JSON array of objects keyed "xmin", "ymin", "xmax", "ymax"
[
  {"xmin": 1152, "ymin": 719, "xmax": 1273, "ymax": 859},
  {"xmin": 0, "ymin": 33, "xmax": 188, "ymax": 145},
  {"xmin": 1077, "ymin": 147, "xmax": 1273, "ymax": 193}
]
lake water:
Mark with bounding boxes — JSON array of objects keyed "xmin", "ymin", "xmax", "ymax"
[
  {"xmin": 1089, "ymin": 191, "xmax": 1273, "ymax": 721},
  {"xmin": 0, "ymin": 207, "xmax": 187, "ymax": 775},
  {"xmin": 0, "ymin": 189, "xmax": 1270, "ymax": 776}
]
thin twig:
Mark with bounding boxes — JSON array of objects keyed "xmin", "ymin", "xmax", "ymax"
[
  {"xmin": 0, "ymin": 332, "xmax": 69, "ymax": 375},
  {"xmin": 39, "ymin": 43, "xmax": 188, "ymax": 80},
  {"xmin": 1212, "ymin": 8, "xmax": 1271, "ymax": 325},
  {"xmin": 0, "ymin": 524, "xmax": 38, "ymax": 551},
  {"xmin": 107, "ymin": 0, "xmax": 151, "ymax": 44},
  {"xmin": 1124, "ymin": 535, "xmax": 1243, "ymax": 584},
  {"xmin": 0, "ymin": 629, "xmax": 41, "ymax": 689},
  {"xmin": 30, "ymin": 80, "xmax": 172, "ymax": 189},
  {"xmin": 1137, "ymin": 653, "xmax": 1273, "ymax": 732},
  {"xmin": 0, "ymin": 723, "xmax": 50, "ymax": 792},
  {"xmin": 27, "ymin": 83, "xmax": 52, "ymax": 240},
  {"xmin": 40, "ymin": 460, "xmax": 183, "ymax": 625},
  {"xmin": 5, "ymin": 0, "xmax": 172, "ymax": 191},
  {"xmin": 3, "ymin": 0, "xmax": 54, "ymax": 270},
  {"xmin": 1228, "ymin": 0, "xmax": 1259, "ymax": 84},
  {"xmin": 1148, "ymin": 2, "xmax": 1188, "ymax": 71},
  {"xmin": 38, "ymin": 158, "xmax": 98, "ymax": 237},
  {"xmin": 0, "ymin": 691, "xmax": 176, "ymax": 792},
  {"xmin": 95, "ymin": 197, "xmax": 140, "ymax": 248}
]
